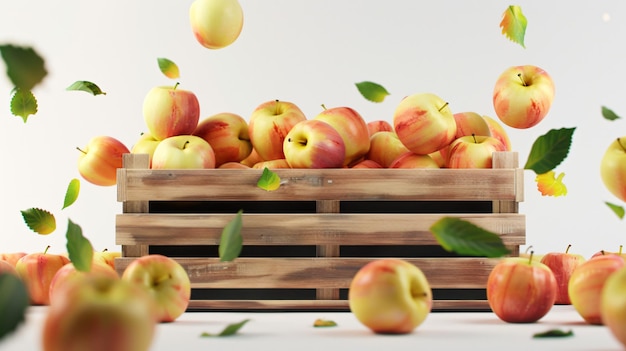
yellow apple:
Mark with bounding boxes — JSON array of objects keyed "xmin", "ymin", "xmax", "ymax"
[
  {"xmin": 600, "ymin": 137, "xmax": 626, "ymax": 203},
  {"xmin": 190, "ymin": 0, "xmax": 244, "ymax": 50}
]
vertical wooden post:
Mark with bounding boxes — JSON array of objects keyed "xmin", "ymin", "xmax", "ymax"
[
  {"xmin": 119, "ymin": 153, "xmax": 150, "ymax": 260},
  {"xmin": 316, "ymin": 199, "xmax": 340, "ymax": 300},
  {"xmin": 492, "ymin": 151, "xmax": 522, "ymax": 256}
]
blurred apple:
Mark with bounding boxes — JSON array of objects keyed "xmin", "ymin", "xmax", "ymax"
[
  {"xmin": 143, "ymin": 84, "xmax": 200, "ymax": 141},
  {"xmin": 540, "ymin": 244, "xmax": 586, "ymax": 304},
  {"xmin": 248, "ymin": 100, "xmax": 306, "ymax": 161},
  {"xmin": 48, "ymin": 261, "xmax": 119, "ymax": 303},
  {"xmin": 446, "ymin": 135, "xmax": 506, "ymax": 168},
  {"xmin": 16, "ymin": 247, "xmax": 70, "ymax": 305},
  {"xmin": 283, "ymin": 120, "xmax": 345, "ymax": 168},
  {"xmin": 252, "ymin": 159, "xmax": 291, "ymax": 169},
  {"xmin": 93, "ymin": 249, "xmax": 121, "ymax": 271},
  {"xmin": 453, "ymin": 112, "xmax": 491, "ymax": 139},
  {"xmin": 492, "ymin": 65, "xmax": 555, "ymax": 129},
  {"xmin": 151, "ymin": 135, "xmax": 216, "ymax": 169},
  {"xmin": 487, "ymin": 254, "xmax": 557, "ymax": 323},
  {"xmin": 393, "ymin": 92, "xmax": 456, "ymax": 155},
  {"xmin": 365, "ymin": 131, "xmax": 410, "ymax": 168},
  {"xmin": 600, "ymin": 137, "xmax": 626, "ymax": 203},
  {"xmin": 77, "ymin": 135, "xmax": 130, "ymax": 186},
  {"xmin": 0, "ymin": 252, "xmax": 27, "ymax": 267},
  {"xmin": 0, "ymin": 260, "xmax": 18, "ymax": 275},
  {"xmin": 193, "ymin": 112, "xmax": 252, "ymax": 167},
  {"xmin": 131, "ymin": 132, "xmax": 160, "ymax": 168},
  {"xmin": 122, "ymin": 254, "xmax": 191, "ymax": 323},
  {"xmin": 482, "ymin": 115, "xmax": 512, "ymax": 151},
  {"xmin": 349, "ymin": 258, "xmax": 432, "ymax": 334},
  {"xmin": 601, "ymin": 266, "xmax": 626, "ymax": 347},
  {"xmin": 189, "ymin": 0, "xmax": 243, "ymax": 50},
  {"xmin": 367, "ymin": 119, "xmax": 393, "ymax": 136},
  {"xmin": 389, "ymin": 152, "xmax": 439, "ymax": 169},
  {"xmin": 42, "ymin": 274, "xmax": 156, "ymax": 351},
  {"xmin": 313, "ymin": 106, "xmax": 370, "ymax": 166},
  {"xmin": 351, "ymin": 159, "xmax": 383, "ymax": 169}
]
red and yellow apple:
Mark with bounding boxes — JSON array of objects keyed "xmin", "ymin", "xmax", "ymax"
[
  {"xmin": 0, "ymin": 252, "xmax": 27, "ymax": 267},
  {"xmin": 219, "ymin": 161, "xmax": 250, "ymax": 169},
  {"xmin": 482, "ymin": 115, "xmax": 512, "ymax": 151},
  {"xmin": 77, "ymin": 136, "xmax": 130, "ymax": 186},
  {"xmin": 453, "ymin": 112, "xmax": 491, "ymax": 139},
  {"xmin": 283, "ymin": 119, "xmax": 345, "ymax": 169},
  {"xmin": 48, "ymin": 261, "xmax": 119, "ymax": 303},
  {"xmin": 16, "ymin": 247, "xmax": 71, "ymax": 305},
  {"xmin": 539, "ymin": 244, "xmax": 586, "ymax": 304},
  {"xmin": 446, "ymin": 135, "xmax": 507, "ymax": 168},
  {"xmin": 251, "ymin": 159, "xmax": 291, "ymax": 169},
  {"xmin": 367, "ymin": 120, "xmax": 393, "ymax": 136},
  {"xmin": 389, "ymin": 152, "xmax": 439, "ymax": 169},
  {"xmin": 600, "ymin": 137, "xmax": 626, "ymax": 203},
  {"xmin": 151, "ymin": 135, "xmax": 216, "ymax": 169},
  {"xmin": 248, "ymin": 100, "xmax": 306, "ymax": 161},
  {"xmin": 142, "ymin": 84, "xmax": 200, "ymax": 141},
  {"xmin": 313, "ymin": 106, "xmax": 370, "ymax": 166},
  {"xmin": 193, "ymin": 112, "xmax": 252, "ymax": 167},
  {"xmin": 365, "ymin": 131, "xmax": 410, "ymax": 168},
  {"xmin": 601, "ymin": 266, "xmax": 626, "ymax": 347},
  {"xmin": 189, "ymin": 0, "xmax": 244, "ymax": 50},
  {"xmin": 93, "ymin": 250, "xmax": 121, "ymax": 271},
  {"xmin": 131, "ymin": 132, "xmax": 160, "ymax": 168},
  {"xmin": 351, "ymin": 159, "xmax": 383, "ymax": 169}
]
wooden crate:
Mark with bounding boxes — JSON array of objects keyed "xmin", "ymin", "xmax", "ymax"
[{"xmin": 115, "ymin": 151, "xmax": 525, "ymax": 311}]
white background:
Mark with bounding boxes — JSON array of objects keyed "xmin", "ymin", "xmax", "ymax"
[{"xmin": 0, "ymin": 1, "xmax": 624, "ymax": 259}]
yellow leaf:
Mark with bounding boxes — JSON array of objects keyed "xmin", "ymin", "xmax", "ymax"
[
  {"xmin": 500, "ymin": 5, "xmax": 527, "ymax": 48},
  {"xmin": 536, "ymin": 171, "xmax": 567, "ymax": 197}
]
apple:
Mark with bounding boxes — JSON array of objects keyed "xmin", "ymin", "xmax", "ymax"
[
  {"xmin": 15, "ymin": 247, "xmax": 71, "ymax": 305},
  {"xmin": 130, "ymin": 132, "xmax": 160, "ymax": 168},
  {"xmin": 240, "ymin": 148, "xmax": 263, "ymax": 167},
  {"xmin": 189, "ymin": 0, "xmax": 243, "ymax": 50},
  {"xmin": 492, "ymin": 65, "xmax": 555, "ymax": 129},
  {"xmin": 568, "ymin": 254, "xmax": 625, "ymax": 324},
  {"xmin": 351, "ymin": 159, "xmax": 383, "ymax": 169},
  {"xmin": 591, "ymin": 246, "xmax": 626, "ymax": 260},
  {"xmin": 93, "ymin": 249, "xmax": 121, "ymax": 271},
  {"xmin": 389, "ymin": 152, "xmax": 439, "ymax": 169},
  {"xmin": 219, "ymin": 161, "xmax": 251, "ymax": 169},
  {"xmin": 313, "ymin": 106, "xmax": 370, "ymax": 166},
  {"xmin": 487, "ymin": 254, "xmax": 557, "ymax": 323},
  {"xmin": 283, "ymin": 120, "xmax": 345, "ymax": 169},
  {"xmin": 77, "ymin": 135, "xmax": 130, "ymax": 186},
  {"xmin": 539, "ymin": 244, "xmax": 586, "ymax": 304},
  {"xmin": 446, "ymin": 134, "xmax": 507, "ymax": 168},
  {"xmin": 601, "ymin": 266, "xmax": 626, "ymax": 347},
  {"xmin": 601, "ymin": 137, "xmax": 626, "ymax": 203},
  {"xmin": 151, "ymin": 135, "xmax": 216, "ymax": 169},
  {"xmin": 42, "ymin": 274, "xmax": 156, "ymax": 351},
  {"xmin": 193, "ymin": 112, "xmax": 252, "ymax": 167},
  {"xmin": 121, "ymin": 254, "xmax": 191, "ymax": 323},
  {"xmin": 428, "ymin": 149, "xmax": 447, "ymax": 168},
  {"xmin": 453, "ymin": 112, "xmax": 491, "ymax": 139},
  {"xmin": 0, "ymin": 252, "xmax": 27, "ymax": 267},
  {"xmin": 482, "ymin": 115, "xmax": 512, "ymax": 151},
  {"xmin": 48, "ymin": 261, "xmax": 119, "ymax": 303},
  {"xmin": 348, "ymin": 258, "xmax": 432, "ymax": 334},
  {"xmin": 252, "ymin": 159, "xmax": 291, "ymax": 169},
  {"xmin": 367, "ymin": 120, "xmax": 393, "ymax": 136},
  {"xmin": 0, "ymin": 260, "xmax": 17, "ymax": 275},
  {"xmin": 365, "ymin": 131, "xmax": 410, "ymax": 168},
  {"xmin": 393, "ymin": 92, "xmax": 457, "ymax": 155},
  {"xmin": 248, "ymin": 100, "xmax": 307, "ymax": 161},
  {"xmin": 142, "ymin": 84, "xmax": 200, "ymax": 141}
]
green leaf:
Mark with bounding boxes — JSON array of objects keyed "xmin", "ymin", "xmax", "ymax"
[
  {"xmin": 602, "ymin": 106, "xmax": 621, "ymax": 121},
  {"xmin": 430, "ymin": 217, "xmax": 510, "ymax": 258},
  {"xmin": 533, "ymin": 328, "xmax": 574, "ymax": 338},
  {"xmin": 606, "ymin": 201, "xmax": 625, "ymax": 220},
  {"xmin": 200, "ymin": 319, "xmax": 250, "ymax": 337},
  {"xmin": 66, "ymin": 219, "xmax": 94, "ymax": 272},
  {"xmin": 157, "ymin": 58, "xmax": 180, "ymax": 79},
  {"xmin": 62, "ymin": 178, "xmax": 81, "ymax": 210},
  {"xmin": 66, "ymin": 80, "xmax": 106, "ymax": 96},
  {"xmin": 0, "ymin": 273, "xmax": 29, "ymax": 341},
  {"xmin": 21, "ymin": 208, "xmax": 56, "ymax": 235},
  {"xmin": 499, "ymin": 5, "xmax": 527, "ymax": 48},
  {"xmin": 524, "ymin": 127, "xmax": 576, "ymax": 174},
  {"xmin": 219, "ymin": 210, "xmax": 243, "ymax": 262},
  {"xmin": 257, "ymin": 167, "xmax": 281, "ymax": 191},
  {"xmin": 10, "ymin": 88, "xmax": 38, "ymax": 122},
  {"xmin": 0, "ymin": 44, "xmax": 47, "ymax": 90},
  {"xmin": 313, "ymin": 319, "xmax": 338, "ymax": 327},
  {"xmin": 355, "ymin": 81, "xmax": 390, "ymax": 103}
]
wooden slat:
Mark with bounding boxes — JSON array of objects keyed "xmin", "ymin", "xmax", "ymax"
[
  {"xmin": 119, "ymin": 153, "xmax": 150, "ymax": 259},
  {"xmin": 116, "ymin": 213, "xmax": 526, "ymax": 246},
  {"xmin": 316, "ymin": 200, "xmax": 340, "ymax": 300},
  {"xmin": 115, "ymin": 257, "xmax": 498, "ymax": 289}
]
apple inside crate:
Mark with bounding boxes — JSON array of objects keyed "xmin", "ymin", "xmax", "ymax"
[{"xmin": 115, "ymin": 151, "xmax": 525, "ymax": 311}]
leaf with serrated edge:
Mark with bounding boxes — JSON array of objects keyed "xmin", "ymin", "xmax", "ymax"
[
  {"xmin": 606, "ymin": 201, "xmax": 625, "ymax": 220},
  {"xmin": 200, "ymin": 319, "xmax": 250, "ymax": 337},
  {"xmin": 355, "ymin": 81, "xmax": 390, "ymax": 103},
  {"xmin": 430, "ymin": 217, "xmax": 510, "ymax": 258},
  {"xmin": 0, "ymin": 273, "xmax": 29, "ymax": 341},
  {"xmin": 500, "ymin": 5, "xmax": 527, "ymax": 48},
  {"xmin": 533, "ymin": 329, "xmax": 573, "ymax": 338},
  {"xmin": 66, "ymin": 219, "xmax": 94, "ymax": 272},
  {"xmin": 66, "ymin": 81, "xmax": 106, "ymax": 96},
  {"xmin": 20, "ymin": 208, "xmax": 56, "ymax": 235},
  {"xmin": 10, "ymin": 88, "xmax": 38, "ymax": 122},
  {"xmin": 257, "ymin": 167, "xmax": 281, "ymax": 191},
  {"xmin": 219, "ymin": 210, "xmax": 243, "ymax": 262},
  {"xmin": 524, "ymin": 127, "xmax": 576, "ymax": 174},
  {"xmin": 602, "ymin": 106, "xmax": 621, "ymax": 121},
  {"xmin": 157, "ymin": 58, "xmax": 180, "ymax": 79},
  {"xmin": 63, "ymin": 178, "xmax": 80, "ymax": 210},
  {"xmin": 0, "ymin": 44, "xmax": 47, "ymax": 90}
]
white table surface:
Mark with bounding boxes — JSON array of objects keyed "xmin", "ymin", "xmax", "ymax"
[{"xmin": 2, "ymin": 305, "xmax": 622, "ymax": 351}]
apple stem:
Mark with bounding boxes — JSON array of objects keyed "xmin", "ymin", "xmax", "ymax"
[
  {"xmin": 438, "ymin": 102, "xmax": 449, "ymax": 112},
  {"xmin": 173, "ymin": 82, "xmax": 180, "ymax": 90},
  {"xmin": 287, "ymin": 137, "xmax": 307, "ymax": 146},
  {"xmin": 528, "ymin": 250, "xmax": 534, "ymax": 264},
  {"xmin": 43, "ymin": 245, "xmax": 50, "ymax": 255},
  {"xmin": 620, "ymin": 245, "xmax": 623, "ymax": 255},
  {"xmin": 183, "ymin": 140, "xmax": 190, "ymax": 150},
  {"xmin": 76, "ymin": 147, "xmax": 87, "ymax": 155},
  {"xmin": 517, "ymin": 73, "xmax": 528, "ymax": 86},
  {"xmin": 274, "ymin": 99, "xmax": 280, "ymax": 115},
  {"xmin": 472, "ymin": 133, "xmax": 477, "ymax": 143},
  {"xmin": 565, "ymin": 244, "xmax": 572, "ymax": 254},
  {"xmin": 601, "ymin": 250, "xmax": 606, "ymax": 255},
  {"xmin": 617, "ymin": 138, "xmax": 626, "ymax": 152}
]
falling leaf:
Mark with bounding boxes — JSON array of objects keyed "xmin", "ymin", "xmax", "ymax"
[
  {"xmin": 355, "ymin": 81, "xmax": 390, "ymax": 103},
  {"xmin": 430, "ymin": 217, "xmax": 510, "ymax": 258},
  {"xmin": 157, "ymin": 58, "xmax": 180, "ymax": 79},
  {"xmin": 21, "ymin": 208, "xmax": 56, "ymax": 235},
  {"xmin": 219, "ymin": 210, "xmax": 243, "ymax": 262},
  {"xmin": 62, "ymin": 178, "xmax": 81, "ymax": 210},
  {"xmin": 500, "ymin": 5, "xmax": 527, "ymax": 48},
  {"xmin": 66, "ymin": 81, "xmax": 106, "ymax": 96},
  {"xmin": 10, "ymin": 88, "xmax": 38, "ymax": 122},
  {"xmin": 0, "ymin": 273, "xmax": 29, "ymax": 341},
  {"xmin": 200, "ymin": 319, "xmax": 250, "ymax": 337},
  {"xmin": 535, "ymin": 171, "xmax": 567, "ymax": 197},
  {"xmin": 257, "ymin": 167, "xmax": 281, "ymax": 191},
  {"xmin": 524, "ymin": 127, "xmax": 576, "ymax": 174},
  {"xmin": 66, "ymin": 219, "xmax": 94, "ymax": 272},
  {"xmin": 533, "ymin": 328, "xmax": 574, "ymax": 338},
  {"xmin": 313, "ymin": 319, "xmax": 338, "ymax": 327},
  {"xmin": 0, "ymin": 44, "xmax": 47, "ymax": 90},
  {"xmin": 605, "ymin": 201, "xmax": 625, "ymax": 220},
  {"xmin": 602, "ymin": 106, "xmax": 621, "ymax": 121}
]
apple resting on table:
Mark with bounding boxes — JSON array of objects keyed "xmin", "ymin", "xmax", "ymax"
[
  {"xmin": 539, "ymin": 244, "xmax": 585, "ymax": 305},
  {"xmin": 601, "ymin": 266, "xmax": 626, "ymax": 348},
  {"xmin": 15, "ymin": 248, "xmax": 70, "ymax": 305}
]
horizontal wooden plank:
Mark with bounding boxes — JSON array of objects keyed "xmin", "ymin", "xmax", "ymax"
[
  {"xmin": 116, "ymin": 167, "xmax": 524, "ymax": 202},
  {"xmin": 115, "ymin": 257, "xmax": 499, "ymax": 289},
  {"xmin": 116, "ymin": 213, "xmax": 525, "ymax": 246}
]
